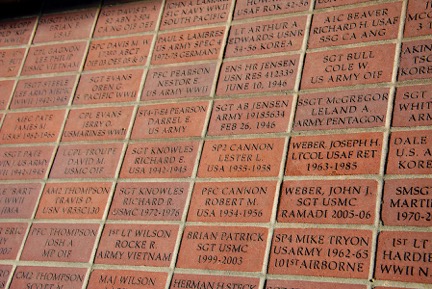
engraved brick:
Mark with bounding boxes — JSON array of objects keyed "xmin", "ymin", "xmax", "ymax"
[
  {"xmin": 120, "ymin": 141, "xmax": 199, "ymax": 178},
  {"xmin": 177, "ymin": 226, "xmax": 268, "ymax": 272},
  {"xmin": 109, "ymin": 182, "xmax": 188, "ymax": 221},
  {"xmin": 95, "ymin": 0, "xmax": 161, "ymax": 37},
  {"xmin": 208, "ymin": 96, "xmax": 291, "ymax": 136},
  {"xmin": 399, "ymin": 40, "xmax": 432, "ymax": 81},
  {"xmin": 171, "ymin": 274, "xmax": 259, "ymax": 289},
  {"xmin": 132, "ymin": 102, "xmax": 208, "ymax": 139},
  {"xmin": 375, "ymin": 231, "xmax": 432, "ymax": 283},
  {"xmin": 0, "ymin": 17, "xmax": 36, "ymax": 47},
  {"xmin": 74, "ymin": 69, "xmax": 142, "ymax": 104},
  {"xmin": 269, "ymin": 228, "xmax": 372, "ymax": 278},
  {"xmin": 278, "ymin": 180, "xmax": 377, "ymax": 225},
  {"xmin": 382, "ymin": 179, "xmax": 432, "ymax": 227},
  {"xmin": 50, "ymin": 143, "xmax": 123, "ymax": 179},
  {"xmin": 234, "ymin": 0, "xmax": 310, "ymax": 20},
  {"xmin": 294, "ymin": 88, "xmax": 389, "ymax": 131},
  {"xmin": 0, "ymin": 265, "xmax": 11, "ymax": 289},
  {"xmin": 10, "ymin": 266, "xmax": 86, "ymax": 289},
  {"xmin": 393, "ymin": 85, "xmax": 432, "ymax": 127},
  {"xmin": 405, "ymin": 0, "xmax": 432, "ymax": 37},
  {"xmin": 0, "ymin": 146, "xmax": 55, "ymax": 180},
  {"xmin": 0, "ymin": 183, "xmax": 41, "ymax": 219},
  {"xmin": 226, "ymin": 16, "xmax": 306, "ymax": 57},
  {"xmin": 198, "ymin": 138, "xmax": 285, "ymax": 178},
  {"xmin": 285, "ymin": 133, "xmax": 383, "ymax": 176},
  {"xmin": 387, "ymin": 130, "xmax": 432, "ymax": 175},
  {"xmin": 266, "ymin": 280, "xmax": 366, "ymax": 289},
  {"xmin": 0, "ymin": 48, "xmax": 25, "ymax": 77},
  {"xmin": 22, "ymin": 42, "xmax": 87, "ymax": 75},
  {"xmin": 302, "ymin": 44, "xmax": 395, "ymax": 89},
  {"xmin": 34, "ymin": 9, "xmax": 97, "ymax": 42},
  {"xmin": 62, "ymin": 106, "xmax": 133, "ymax": 141},
  {"xmin": 0, "ymin": 223, "xmax": 28, "ymax": 259},
  {"xmin": 89, "ymin": 269, "xmax": 167, "ymax": 289},
  {"xmin": 143, "ymin": 63, "xmax": 216, "ymax": 101},
  {"xmin": 95, "ymin": 224, "xmax": 178, "ymax": 267},
  {"xmin": 309, "ymin": 3, "xmax": 401, "ymax": 48},
  {"xmin": 11, "ymin": 75, "xmax": 76, "ymax": 109},
  {"xmin": 188, "ymin": 181, "xmax": 276, "ymax": 223},
  {"xmin": 0, "ymin": 80, "xmax": 14, "ymax": 110},
  {"xmin": 315, "ymin": 0, "xmax": 371, "ymax": 9},
  {"xmin": 217, "ymin": 55, "xmax": 299, "ymax": 96},
  {"xmin": 85, "ymin": 36, "xmax": 152, "ymax": 70},
  {"xmin": 152, "ymin": 27, "xmax": 225, "ymax": 65},
  {"xmin": 0, "ymin": 110, "xmax": 65, "ymax": 144},
  {"xmin": 161, "ymin": 0, "xmax": 232, "ymax": 30},
  {"xmin": 36, "ymin": 182, "xmax": 111, "ymax": 219},
  {"xmin": 21, "ymin": 223, "xmax": 98, "ymax": 262}
]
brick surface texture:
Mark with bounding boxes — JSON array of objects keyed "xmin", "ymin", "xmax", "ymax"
[{"xmin": 0, "ymin": 0, "xmax": 430, "ymax": 289}]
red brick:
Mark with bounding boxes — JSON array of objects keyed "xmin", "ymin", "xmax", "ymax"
[
  {"xmin": 11, "ymin": 75, "xmax": 76, "ymax": 109},
  {"xmin": 85, "ymin": 36, "xmax": 152, "ymax": 70},
  {"xmin": 286, "ymin": 133, "xmax": 382, "ymax": 176},
  {"xmin": 234, "ymin": 0, "xmax": 310, "ymax": 20},
  {"xmin": 0, "ymin": 183, "xmax": 41, "ymax": 219},
  {"xmin": 0, "ymin": 48, "xmax": 25, "ymax": 77},
  {"xmin": 152, "ymin": 27, "xmax": 225, "ymax": 65},
  {"xmin": 109, "ymin": 182, "xmax": 189, "ymax": 221},
  {"xmin": 393, "ymin": 85, "xmax": 432, "ymax": 127},
  {"xmin": 22, "ymin": 42, "xmax": 87, "ymax": 75},
  {"xmin": 278, "ymin": 180, "xmax": 377, "ymax": 225},
  {"xmin": 132, "ymin": 102, "xmax": 208, "ymax": 139},
  {"xmin": 188, "ymin": 181, "xmax": 276, "ymax": 223},
  {"xmin": 0, "ymin": 146, "xmax": 55, "ymax": 180},
  {"xmin": 302, "ymin": 44, "xmax": 395, "ymax": 89},
  {"xmin": 198, "ymin": 138, "xmax": 285, "ymax": 178},
  {"xmin": 309, "ymin": 3, "xmax": 401, "ymax": 49},
  {"xmin": 34, "ymin": 9, "xmax": 97, "ymax": 43},
  {"xmin": 74, "ymin": 69, "xmax": 142, "ymax": 104},
  {"xmin": 120, "ymin": 141, "xmax": 199, "ymax": 178},
  {"xmin": 0, "ymin": 223, "xmax": 28, "ymax": 259},
  {"xmin": 21, "ymin": 223, "xmax": 98, "ymax": 262},
  {"xmin": 95, "ymin": 0, "xmax": 161, "ymax": 37},
  {"xmin": 50, "ymin": 143, "xmax": 123, "ymax": 179},
  {"xmin": 142, "ymin": 63, "xmax": 216, "ymax": 101},
  {"xmin": 10, "ymin": 267, "xmax": 86, "ymax": 289},
  {"xmin": 266, "ymin": 280, "xmax": 366, "ymax": 289},
  {"xmin": 405, "ymin": 0, "xmax": 432, "ymax": 37},
  {"xmin": 0, "ymin": 265, "xmax": 11, "ymax": 289},
  {"xmin": 36, "ymin": 182, "xmax": 112, "ymax": 220},
  {"xmin": 294, "ymin": 88, "xmax": 389, "ymax": 131},
  {"xmin": 0, "ymin": 110, "xmax": 65, "ymax": 144},
  {"xmin": 382, "ymin": 179, "xmax": 432, "ymax": 227},
  {"xmin": 315, "ymin": 0, "xmax": 371, "ymax": 9},
  {"xmin": 89, "ymin": 269, "xmax": 167, "ymax": 289},
  {"xmin": 375, "ymin": 231, "xmax": 432, "ymax": 283},
  {"xmin": 171, "ymin": 274, "xmax": 259, "ymax": 289},
  {"xmin": 217, "ymin": 55, "xmax": 299, "ymax": 96},
  {"xmin": 208, "ymin": 96, "xmax": 291, "ymax": 136},
  {"xmin": 0, "ymin": 17, "xmax": 36, "ymax": 46},
  {"xmin": 95, "ymin": 224, "xmax": 178, "ymax": 267},
  {"xmin": 269, "ymin": 228, "xmax": 372, "ymax": 278},
  {"xmin": 161, "ymin": 0, "xmax": 232, "ymax": 30},
  {"xmin": 0, "ymin": 80, "xmax": 14, "ymax": 110},
  {"xmin": 226, "ymin": 16, "xmax": 306, "ymax": 57},
  {"xmin": 387, "ymin": 130, "xmax": 432, "ymax": 175},
  {"xmin": 177, "ymin": 226, "xmax": 268, "ymax": 272},
  {"xmin": 399, "ymin": 40, "xmax": 432, "ymax": 81},
  {"xmin": 62, "ymin": 106, "xmax": 133, "ymax": 141}
]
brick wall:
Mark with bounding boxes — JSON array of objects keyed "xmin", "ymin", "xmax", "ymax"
[{"xmin": 0, "ymin": 0, "xmax": 430, "ymax": 289}]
